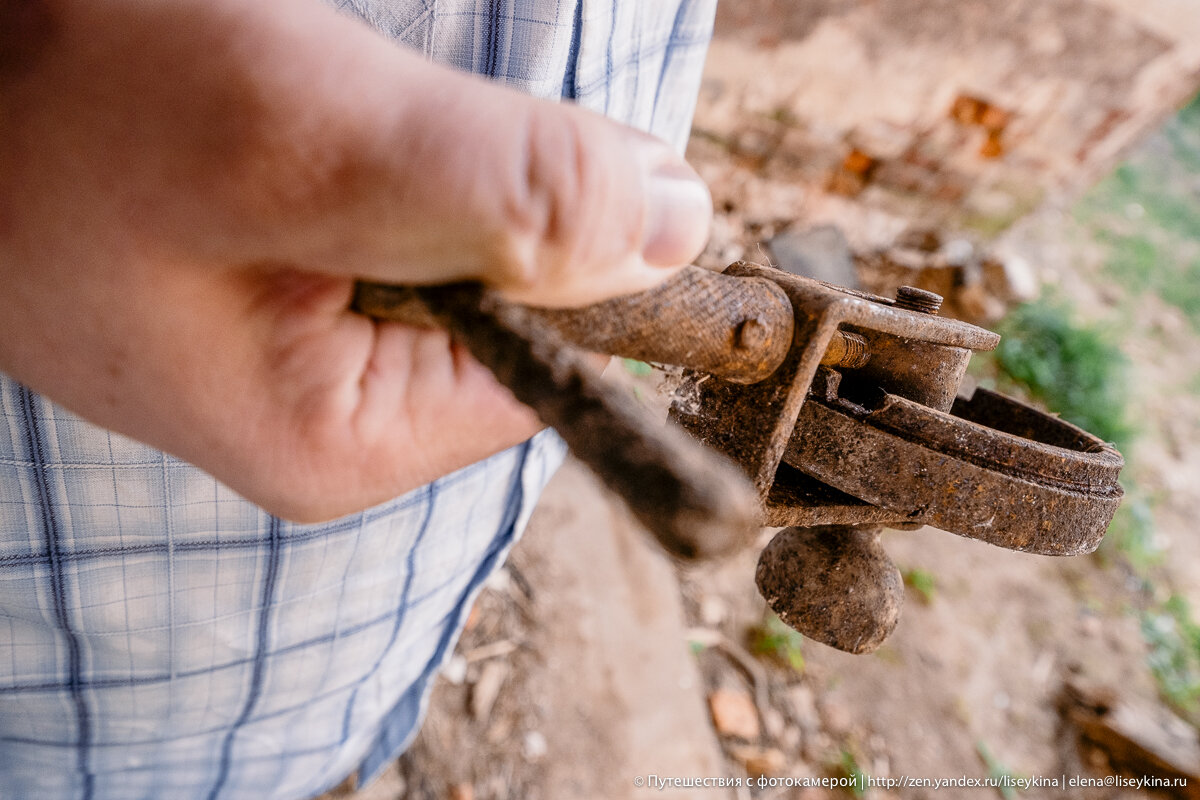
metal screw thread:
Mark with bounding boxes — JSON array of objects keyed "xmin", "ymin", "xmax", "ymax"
[
  {"xmin": 837, "ymin": 332, "xmax": 871, "ymax": 368},
  {"xmin": 821, "ymin": 331, "xmax": 872, "ymax": 369},
  {"xmin": 894, "ymin": 286, "xmax": 943, "ymax": 315}
]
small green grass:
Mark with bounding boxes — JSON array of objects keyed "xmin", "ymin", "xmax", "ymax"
[
  {"xmin": 976, "ymin": 741, "xmax": 1022, "ymax": 799},
  {"xmin": 1142, "ymin": 595, "xmax": 1200, "ymax": 717},
  {"xmin": 621, "ymin": 358, "xmax": 654, "ymax": 377},
  {"xmin": 901, "ymin": 567, "xmax": 937, "ymax": 604},
  {"xmin": 1164, "ymin": 91, "xmax": 1200, "ymax": 174},
  {"xmin": 980, "ymin": 292, "xmax": 1200, "ymax": 711},
  {"xmin": 1095, "ymin": 228, "xmax": 1200, "ymax": 326},
  {"xmin": 1062, "ymin": 92, "xmax": 1200, "ymax": 718},
  {"xmin": 1096, "ymin": 229, "xmax": 1159, "ymax": 293},
  {"xmin": 1099, "ymin": 490, "xmax": 1162, "ymax": 571},
  {"xmin": 1077, "ymin": 91, "xmax": 1200, "ymax": 329},
  {"xmin": 991, "ymin": 296, "xmax": 1134, "ymax": 452},
  {"xmin": 835, "ymin": 749, "xmax": 868, "ymax": 798},
  {"xmin": 749, "ymin": 612, "xmax": 806, "ymax": 673}
]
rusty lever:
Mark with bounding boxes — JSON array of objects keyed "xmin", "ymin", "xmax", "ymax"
[
  {"xmin": 354, "ymin": 255, "xmax": 1125, "ymax": 655},
  {"xmin": 356, "ymin": 266, "xmax": 795, "ymax": 384},
  {"xmin": 354, "ymin": 279, "xmax": 761, "ymax": 561}
]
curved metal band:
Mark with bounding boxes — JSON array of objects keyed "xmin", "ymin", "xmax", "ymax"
[{"xmin": 783, "ymin": 388, "xmax": 1124, "ymax": 555}]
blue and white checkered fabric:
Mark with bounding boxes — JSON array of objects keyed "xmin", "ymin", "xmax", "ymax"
[
  {"xmin": 334, "ymin": 0, "xmax": 716, "ymax": 148},
  {"xmin": 0, "ymin": 2, "xmax": 715, "ymax": 798}
]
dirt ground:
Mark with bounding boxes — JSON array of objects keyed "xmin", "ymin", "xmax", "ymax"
[{"xmin": 332, "ymin": 7, "xmax": 1200, "ymax": 800}]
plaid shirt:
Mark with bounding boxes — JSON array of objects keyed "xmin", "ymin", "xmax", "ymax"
[{"xmin": 0, "ymin": 2, "xmax": 715, "ymax": 798}]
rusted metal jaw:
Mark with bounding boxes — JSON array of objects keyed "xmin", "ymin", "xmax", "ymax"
[
  {"xmin": 672, "ymin": 262, "xmax": 1124, "ymax": 653},
  {"xmin": 355, "ymin": 259, "xmax": 1124, "ymax": 656}
]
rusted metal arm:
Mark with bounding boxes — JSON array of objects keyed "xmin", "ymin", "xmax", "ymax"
[
  {"xmin": 356, "ymin": 266, "xmax": 794, "ymax": 384},
  {"xmin": 354, "ymin": 257, "xmax": 1126, "ymax": 656},
  {"xmin": 366, "ymin": 281, "xmax": 761, "ymax": 561}
]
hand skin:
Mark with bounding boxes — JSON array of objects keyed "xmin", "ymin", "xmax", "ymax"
[{"xmin": 0, "ymin": 0, "xmax": 712, "ymax": 521}]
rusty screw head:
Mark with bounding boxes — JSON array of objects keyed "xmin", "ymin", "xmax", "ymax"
[
  {"xmin": 734, "ymin": 317, "xmax": 769, "ymax": 350},
  {"xmin": 894, "ymin": 286, "xmax": 943, "ymax": 315}
]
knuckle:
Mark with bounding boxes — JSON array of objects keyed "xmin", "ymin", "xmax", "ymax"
[{"xmin": 491, "ymin": 108, "xmax": 640, "ymax": 297}]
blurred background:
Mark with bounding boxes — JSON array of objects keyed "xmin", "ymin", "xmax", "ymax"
[{"xmin": 334, "ymin": 2, "xmax": 1200, "ymax": 798}]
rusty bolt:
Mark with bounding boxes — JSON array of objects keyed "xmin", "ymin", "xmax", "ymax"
[
  {"xmin": 734, "ymin": 317, "xmax": 769, "ymax": 350},
  {"xmin": 820, "ymin": 331, "xmax": 871, "ymax": 369},
  {"xmin": 894, "ymin": 286, "xmax": 943, "ymax": 315}
]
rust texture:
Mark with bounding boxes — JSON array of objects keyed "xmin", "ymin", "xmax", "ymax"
[
  {"xmin": 783, "ymin": 384, "xmax": 1123, "ymax": 555},
  {"xmin": 668, "ymin": 262, "xmax": 1123, "ymax": 652},
  {"xmin": 669, "ymin": 261, "xmax": 1000, "ymax": 495},
  {"xmin": 818, "ymin": 330, "xmax": 871, "ymax": 369},
  {"xmin": 357, "ymin": 266, "xmax": 794, "ymax": 384},
  {"xmin": 524, "ymin": 266, "xmax": 794, "ymax": 384},
  {"xmin": 405, "ymin": 282, "xmax": 761, "ymax": 562},
  {"xmin": 355, "ymin": 254, "xmax": 1125, "ymax": 655},
  {"xmin": 756, "ymin": 525, "xmax": 902, "ymax": 654}
]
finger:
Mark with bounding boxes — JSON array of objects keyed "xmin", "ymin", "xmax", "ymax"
[
  {"xmin": 218, "ymin": 3, "xmax": 713, "ymax": 307},
  {"xmin": 390, "ymin": 73, "xmax": 715, "ymax": 307}
]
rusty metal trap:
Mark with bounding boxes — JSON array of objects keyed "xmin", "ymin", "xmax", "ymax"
[{"xmin": 353, "ymin": 257, "xmax": 1123, "ymax": 655}]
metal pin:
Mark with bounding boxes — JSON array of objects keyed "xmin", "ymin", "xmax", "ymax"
[{"xmin": 820, "ymin": 331, "xmax": 871, "ymax": 369}]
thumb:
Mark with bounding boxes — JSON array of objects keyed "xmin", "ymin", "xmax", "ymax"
[{"xmin": 306, "ymin": 48, "xmax": 713, "ymax": 307}]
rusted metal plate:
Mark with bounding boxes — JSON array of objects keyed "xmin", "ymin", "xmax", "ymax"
[
  {"xmin": 670, "ymin": 312, "xmax": 825, "ymax": 497},
  {"xmin": 671, "ymin": 263, "xmax": 999, "ymax": 497},
  {"xmin": 783, "ymin": 387, "xmax": 1124, "ymax": 555},
  {"xmin": 763, "ymin": 463, "xmax": 907, "ymax": 529},
  {"xmin": 396, "ymin": 282, "xmax": 763, "ymax": 561},
  {"xmin": 525, "ymin": 266, "xmax": 794, "ymax": 385},
  {"xmin": 355, "ymin": 257, "xmax": 1127, "ymax": 654},
  {"xmin": 358, "ymin": 266, "xmax": 795, "ymax": 385}
]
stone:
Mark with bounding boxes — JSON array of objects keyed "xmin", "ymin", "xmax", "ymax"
[
  {"xmin": 787, "ymin": 684, "xmax": 821, "ymax": 732},
  {"xmin": 708, "ymin": 688, "xmax": 761, "ymax": 740},
  {"xmin": 442, "ymin": 655, "xmax": 468, "ymax": 686},
  {"xmin": 819, "ymin": 698, "xmax": 854, "ymax": 736},
  {"xmin": 522, "ymin": 731, "xmax": 548, "ymax": 762},
  {"xmin": 469, "ymin": 661, "xmax": 508, "ymax": 722},
  {"xmin": 698, "ymin": 595, "xmax": 728, "ymax": 627},
  {"xmin": 730, "ymin": 744, "xmax": 788, "ymax": 777},
  {"xmin": 766, "ymin": 224, "xmax": 860, "ymax": 288},
  {"xmin": 762, "ymin": 707, "xmax": 787, "ymax": 740}
]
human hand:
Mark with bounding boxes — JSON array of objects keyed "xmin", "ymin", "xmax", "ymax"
[{"xmin": 0, "ymin": 0, "xmax": 712, "ymax": 520}]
